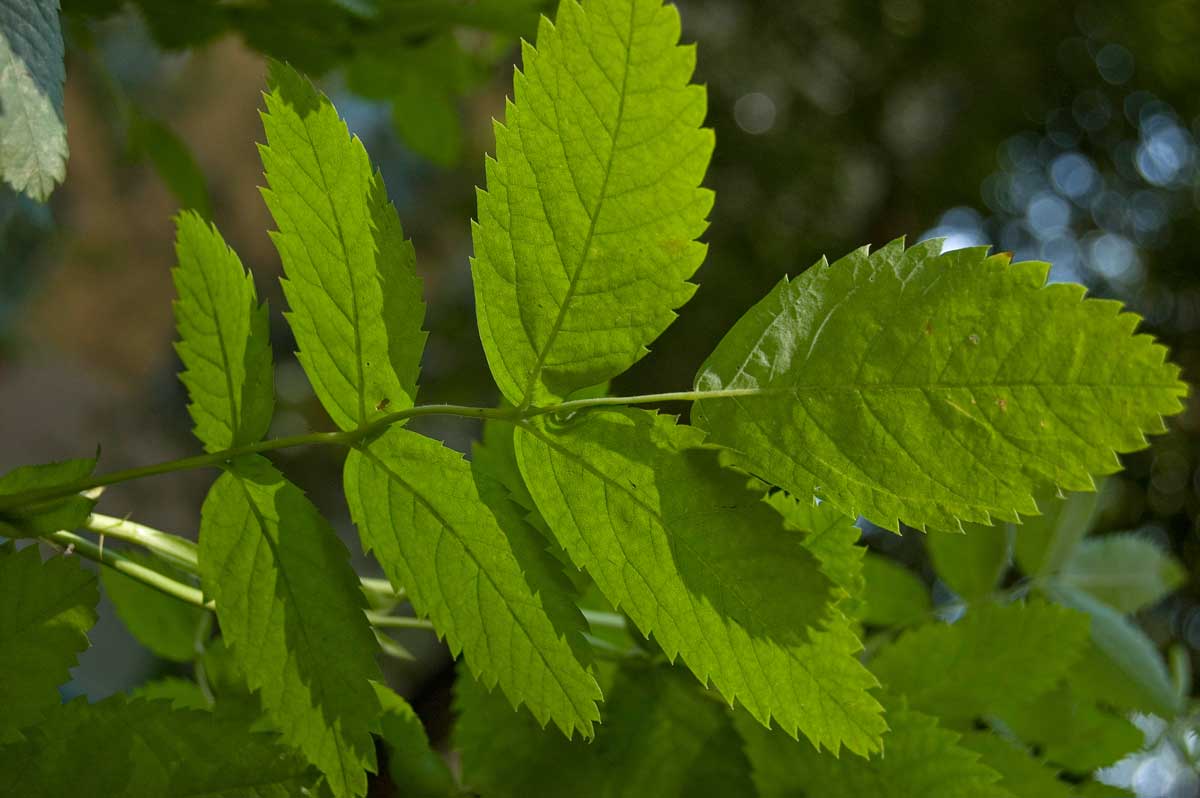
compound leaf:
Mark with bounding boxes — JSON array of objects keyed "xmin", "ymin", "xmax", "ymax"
[
  {"xmin": 736, "ymin": 697, "xmax": 1010, "ymax": 798},
  {"xmin": 472, "ymin": 0, "xmax": 713, "ymax": 405},
  {"xmin": 0, "ymin": 545, "xmax": 97, "ymax": 740},
  {"xmin": 173, "ymin": 211, "xmax": 274, "ymax": 452},
  {"xmin": 516, "ymin": 408, "xmax": 885, "ymax": 755},
  {"xmin": 695, "ymin": 239, "xmax": 1187, "ymax": 532},
  {"xmin": 0, "ymin": 0, "xmax": 67, "ymax": 200},
  {"xmin": 260, "ymin": 62, "xmax": 426, "ymax": 431},
  {"xmin": 871, "ymin": 599, "xmax": 1090, "ymax": 720},
  {"xmin": 343, "ymin": 426, "xmax": 602, "ymax": 737},
  {"xmin": 199, "ymin": 455, "xmax": 381, "ymax": 797}
]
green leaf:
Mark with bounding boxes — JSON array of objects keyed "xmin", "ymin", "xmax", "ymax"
[
  {"xmin": 1059, "ymin": 532, "xmax": 1184, "ymax": 613},
  {"xmin": 0, "ymin": 0, "xmax": 67, "ymax": 200},
  {"xmin": 1045, "ymin": 582, "xmax": 1182, "ymax": 717},
  {"xmin": 0, "ymin": 546, "xmax": 98, "ymax": 741},
  {"xmin": 926, "ymin": 524, "xmax": 1010, "ymax": 602},
  {"xmin": 372, "ymin": 683, "xmax": 455, "ymax": 798},
  {"xmin": 0, "ymin": 695, "xmax": 316, "ymax": 796},
  {"xmin": 958, "ymin": 731, "xmax": 1073, "ymax": 798},
  {"xmin": 456, "ymin": 664, "xmax": 750, "ymax": 798},
  {"xmin": 0, "ymin": 456, "xmax": 96, "ymax": 537},
  {"xmin": 1013, "ymin": 485, "xmax": 1107, "ymax": 578},
  {"xmin": 764, "ymin": 492, "xmax": 865, "ymax": 600},
  {"xmin": 260, "ymin": 62, "xmax": 427, "ymax": 431},
  {"xmin": 871, "ymin": 599, "xmax": 1090, "ymax": 720},
  {"xmin": 472, "ymin": 0, "xmax": 714, "ymax": 405},
  {"xmin": 343, "ymin": 426, "xmax": 602, "ymax": 737},
  {"xmin": 516, "ymin": 408, "xmax": 885, "ymax": 755},
  {"xmin": 199, "ymin": 455, "xmax": 382, "ymax": 797},
  {"xmin": 130, "ymin": 110, "xmax": 211, "ymax": 217},
  {"xmin": 101, "ymin": 550, "xmax": 204, "ymax": 662},
  {"xmin": 736, "ymin": 697, "xmax": 1010, "ymax": 798},
  {"xmin": 130, "ymin": 677, "xmax": 211, "ymax": 711},
  {"xmin": 999, "ymin": 683, "xmax": 1142, "ymax": 773},
  {"xmin": 859, "ymin": 552, "xmax": 931, "ymax": 627},
  {"xmin": 172, "ymin": 211, "xmax": 274, "ymax": 452},
  {"xmin": 694, "ymin": 239, "xmax": 1187, "ymax": 532}
]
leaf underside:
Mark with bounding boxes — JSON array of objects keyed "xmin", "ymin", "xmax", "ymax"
[
  {"xmin": 472, "ymin": 0, "xmax": 713, "ymax": 405},
  {"xmin": 199, "ymin": 455, "xmax": 382, "ymax": 797},
  {"xmin": 871, "ymin": 599, "xmax": 1090, "ymax": 721},
  {"xmin": 516, "ymin": 408, "xmax": 885, "ymax": 755},
  {"xmin": 736, "ymin": 696, "xmax": 1010, "ymax": 798},
  {"xmin": 695, "ymin": 238, "xmax": 1187, "ymax": 532},
  {"xmin": 172, "ymin": 211, "xmax": 275, "ymax": 452},
  {"xmin": 0, "ymin": 0, "xmax": 68, "ymax": 200},
  {"xmin": 260, "ymin": 62, "xmax": 427, "ymax": 432},
  {"xmin": 343, "ymin": 426, "xmax": 602, "ymax": 737},
  {"xmin": 0, "ymin": 545, "xmax": 98, "ymax": 741}
]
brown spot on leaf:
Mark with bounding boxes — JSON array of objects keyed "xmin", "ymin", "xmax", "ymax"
[{"xmin": 996, "ymin": 397, "xmax": 1008, "ymax": 412}]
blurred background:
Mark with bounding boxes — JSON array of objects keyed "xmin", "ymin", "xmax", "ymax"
[{"xmin": 1, "ymin": 0, "xmax": 1198, "ymax": 793}]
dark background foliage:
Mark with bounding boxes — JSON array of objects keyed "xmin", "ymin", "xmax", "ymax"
[{"xmin": 2, "ymin": 0, "xmax": 1197, "ymax": 786}]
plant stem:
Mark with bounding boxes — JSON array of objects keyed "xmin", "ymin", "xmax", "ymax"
[
  {"xmin": 85, "ymin": 513, "xmax": 199, "ymax": 572},
  {"xmin": 0, "ymin": 390, "xmax": 760, "ymax": 511},
  {"xmin": 46, "ymin": 530, "xmax": 213, "ymax": 609},
  {"xmin": 581, "ymin": 608, "xmax": 628, "ymax": 630},
  {"xmin": 49, "ymin": 530, "xmax": 439, "ymax": 640},
  {"xmin": 365, "ymin": 611, "xmax": 435, "ymax": 630}
]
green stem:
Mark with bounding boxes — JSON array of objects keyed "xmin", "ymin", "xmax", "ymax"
[
  {"xmin": 85, "ymin": 513, "xmax": 199, "ymax": 572},
  {"xmin": 365, "ymin": 611, "xmax": 435, "ymax": 631},
  {"xmin": 581, "ymin": 608, "xmax": 628, "ymax": 630},
  {"xmin": 46, "ymin": 530, "xmax": 213, "ymax": 609},
  {"xmin": 0, "ymin": 391, "xmax": 757, "ymax": 511}
]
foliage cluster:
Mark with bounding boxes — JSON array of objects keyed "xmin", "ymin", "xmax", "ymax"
[{"xmin": 0, "ymin": 0, "xmax": 1192, "ymax": 795}]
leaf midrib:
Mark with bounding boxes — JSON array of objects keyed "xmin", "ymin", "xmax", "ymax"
[{"xmin": 519, "ymin": 2, "xmax": 637, "ymax": 406}]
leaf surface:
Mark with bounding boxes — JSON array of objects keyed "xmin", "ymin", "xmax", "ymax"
[
  {"xmin": 0, "ymin": 457, "xmax": 96, "ymax": 536},
  {"xmin": 456, "ymin": 664, "xmax": 749, "ymax": 797},
  {"xmin": 343, "ymin": 426, "xmax": 602, "ymax": 737},
  {"xmin": 0, "ymin": 546, "xmax": 97, "ymax": 740},
  {"xmin": 999, "ymin": 683, "xmax": 1142, "ymax": 773},
  {"xmin": 871, "ymin": 599, "xmax": 1089, "ymax": 720},
  {"xmin": 102, "ymin": 551, "xmax": 204, "ymax": 662},
  {"xmin": 472, "ymin": 0, "xmax": 713, "ymax": 404},
  {"xmin": 260, "ymin": 62, "xmax": 426, "ymax": 431},
  {"xmin": 516, "ymin": 408, "xmax": 885, "ymax": 754},
  {"xmin": 0, "ymin": 695, "xmax": 316, "ymax": 796},
  {"xmin": 372, "ymin": 683, "xmax": 455, "ymax": 797},
  {"xmin": 1059, "ymin": 533, "xmax": 1184, "ymax": 613},
  {"xmin": 0, "ymin": 0, "xmax": 67, "ymax": 200},
  {"xmin": 1046, "ymin": 583, "xmax": 1181, "ymax": 717},
  {"xmin": 695, "ymin": 239, "xmax": 1187, "ymax": 532},
  {"xmin": 173, "ymin": 211, "xmax": 274, "ymax": 451},
  {"xmin": 927, "ymin": 523, "xmax": 1010, "ymax": 602},
  {"xmin": 859, "ymin": 553, "xmax": 930, "ymax": 627},
  {"xmin": 199, "ymin": 455, "xmax": 381, "ymax": 797},
  {"xmin": 958, "ymin": 732, "xmax": 1073, "ymax": 798},
  {"xmin": 736, "ymin": 697, "xmax": 1010, "ymax": 798}
]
